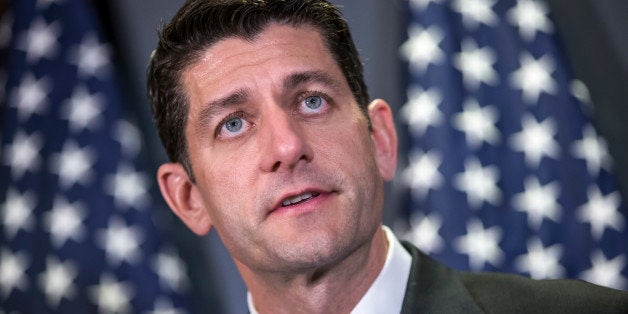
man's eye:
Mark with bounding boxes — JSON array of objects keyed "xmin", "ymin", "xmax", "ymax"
[
  {"xmin": 300, "ymin": 94, "xmax": 330, "ymax": 114},
  {"xmin": 225, "ymin": 117, "xmax": 243, "ymax": 132},
  {"xmin": 304, "ymin": 95, "xmax": 322, "ymax": 110},
  {"xmin": 216, "ymin": 113, "xmax": 250, "ymax": 139}
]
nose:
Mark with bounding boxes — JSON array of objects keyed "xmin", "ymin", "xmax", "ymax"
[{"xmin": 259, "ymin": 109, "xmax": 312, "ymax": 173}]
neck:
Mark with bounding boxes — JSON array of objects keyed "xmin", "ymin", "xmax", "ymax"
[{"xmin": 239, "ymin": 227, "xmax": 389, "ymax": 314}]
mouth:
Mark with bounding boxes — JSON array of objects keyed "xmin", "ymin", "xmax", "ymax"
[{"xmin": 280, "ymin": 191, "xmax": 320, "ymax": 207}]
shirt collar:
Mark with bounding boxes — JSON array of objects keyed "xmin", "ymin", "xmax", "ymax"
[
  {"xmin": 350, "ymin": 225, "xmax": 412, "ymax": 314},
  {"xmin": 247, "ymin": 225, "xmax": 412, "ymax": 313}
]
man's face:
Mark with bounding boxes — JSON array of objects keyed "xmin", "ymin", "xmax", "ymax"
[{"xmin": 177, "ymin": 23, "xmax": 393, "ymax": 272}]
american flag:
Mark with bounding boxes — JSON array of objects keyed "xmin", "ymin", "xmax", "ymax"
[
  {"xmin": 0, "ymin": 0, "xmax": 191, "ymax": 312},
  {"xmin": 397, "ymin": 0, "xmax": 627, "ymax": 290}
]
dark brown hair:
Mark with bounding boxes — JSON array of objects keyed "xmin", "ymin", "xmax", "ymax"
[{"xmin": 147, "ymin": 0, "xmax": 369, "ymax": 179}]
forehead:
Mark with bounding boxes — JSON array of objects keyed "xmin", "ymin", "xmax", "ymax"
[{"xmin": 181, "ymin": 23, "xmax": 346, "ymax": 106}]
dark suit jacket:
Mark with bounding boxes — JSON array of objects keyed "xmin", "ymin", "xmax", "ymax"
[{"xmin": 400, "ymin": 242, "xmax": 628, "ymax": 313}]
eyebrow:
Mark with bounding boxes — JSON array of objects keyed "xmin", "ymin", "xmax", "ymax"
[
  {"xmin": 196, "ymin": 88, "xmax": 250, "ymax": 134},
  {"xmin": 283, "ymin": 70, "xmax": 342, "ymax": 91}
]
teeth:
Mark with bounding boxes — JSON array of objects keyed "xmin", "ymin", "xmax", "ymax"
[{"xmin": 281, "ymin": 192, "xmax": 315, "ymax": 206}]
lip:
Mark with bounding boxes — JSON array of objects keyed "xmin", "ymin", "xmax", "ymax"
[{"xmin": 269, "ymin": 188, "xmax": 333, "ymax": 217}]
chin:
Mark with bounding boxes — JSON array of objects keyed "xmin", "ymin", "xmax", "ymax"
[
  {"xmin": 268, "ymin": 226, "xmax": 372, "ymax": 273},
  {"xmin": 266, "ymin": 234, "xmax": 347, "ymax": 269}
]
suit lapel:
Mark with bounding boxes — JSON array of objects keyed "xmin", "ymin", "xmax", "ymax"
[{"xmin": 400, "ymin": 242, "xmax": 483, "ymax": 314}]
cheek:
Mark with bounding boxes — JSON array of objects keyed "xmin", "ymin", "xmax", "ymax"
[
  {"xmin": 318, "ymin": 123, "xmax": 384, "ymax": 228},
  {"xmin": 315, "ymin": 118, "xmax": 377, "ymax": 177},
  {"xmin": 191, "ymin": 148, "xmax": 259, "ymax": 217},
  {"xmin": 194, "ymin": 137, "xmax": 259, "ymax": 184}
]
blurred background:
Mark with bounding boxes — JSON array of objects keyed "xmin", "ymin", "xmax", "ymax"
[{"xmin": 1, "ymin": 0, "xmax": 627, "ymax": 313}]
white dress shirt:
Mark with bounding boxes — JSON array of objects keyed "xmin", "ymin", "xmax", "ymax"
[{"xmin": 248, "ymin": 226, "xmax": 412, "ymax": 314}]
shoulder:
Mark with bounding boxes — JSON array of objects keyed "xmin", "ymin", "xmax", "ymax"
[
  {"xmin": 400, "ymin": 241, "xmax": 628, "ymax": 313},
  {"xmin": 459, "ymin": 271, "xmax": 628, "ymax": 313}
]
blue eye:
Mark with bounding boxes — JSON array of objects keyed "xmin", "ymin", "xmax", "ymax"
[
  {"xmin": 224, "ymin": 117, "xmax": 243, "ymax": 133},
  {"xmin": 215, "ymin": 111, "xmax": 251, "ymax": 140},
  {"xmin": 304, "ymin": 96, "xmax": 322, "ymax": 110}
]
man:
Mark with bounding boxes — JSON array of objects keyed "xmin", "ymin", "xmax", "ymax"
[{"xmin": 147, "ymin": 0, "xmax": 628, "ymax": 313}]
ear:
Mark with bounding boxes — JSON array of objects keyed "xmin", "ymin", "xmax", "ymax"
[
  {"xmin": 157, "ymin": 163, "xmax": 212, "ymax": 236},
  {"xmin": 367, "ymin": 99, "xmax": 398, "ymax": 181}
]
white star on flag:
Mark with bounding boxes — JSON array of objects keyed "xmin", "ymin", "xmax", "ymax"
[
  {"xmin": 452, "ymin": 98, "xmax": 500, "ymax": 149},
  {"xmin": 113, "ymin": 120, "xmax": 142, "ymax": 158},
  {"xmin": 403, "ymin": 149, "xmax": 444, "ymax": 200},
  {"xmin": 510, "ymin": 52, "xmax": 557, "ymax": 104},
  {"xmin": 3, "ymin": 130, "xmax": 43, "ymax": 179},
  {"xmin": 0, "ymin": 248, "xmax": 29, "ymax": 298},
  {"xmin": 403, "ymin": 212, "xmax": 444, "ymax": 254},
  {"xmin": 453, "ymin": 39, "xmax": 500, "ymax": 90},
  {"xmin": 571, "ymin": 124, "xmax": 612, "ymax": 176},
  {"xmin": 451, "ymin": 0, "xmax": 498, "ymax": 29},
  {"xmin": 400, "ymin": 24, "xmax": 445, "ymax": 74},
  {"xmin": 10, "ymin": 73, "xmax": 51, "ymax": 121},
  {"xmin": 38, "ymin": 256, "xmax": 78, "ymax": 308},
  {"xmin": 104, "ymin": 164, "xmax": 151, "ymax": 210},
  {"xmin": 409, "ymin": 0, "xmax": 444, "ymax": 11},
  {"xmin": 580, "ymin": 251, "xmax": 627, "ymax": 290},
  {"xmin": 507, "ymin": 0, "xmax": 554, "ymax": 41},
  {"xmin": 148, "ymin": 297, "xmax": 187, "ymax": 314},
  {"xmin": 61, "ymin": 85, "xmax": 104, "ymax": 133},
  {"xmin": 570, "ymin": 79, "xmax": 593, "ymax": 107},
  {"xmin": 512, "ymin": 176, "xmax": 562, "ymax": 229},
  {"xmin": 88, "ymin": 274, "xmax": 134, "ymax": 314},
  {"xmin": 454, "ymin": 158, "xmax": 502, "ymax": 208},
  {"xmin": 50, "ymin": 140, "xmax": 96, "ymax": 189},
  {"xmin": 576, "ymin": 187, "xmax": 624, "ymax": 240},
  {"xmin": 1, "ymin": 188, "xmax": 36, "ymax": 239},
  {"xmin": 401, "ymin": 85, "xmax": 443, "ymax": 136},
  {"xmin": 68, "ymin": 33, "xmax": 111, "ymax": 78},
  {"xmin": 454, "ymin": 219, "xmax": 504, "ymax": 270},
  {"xmin": 43, "ymin": 196, "xmax": 87, "ymax": 248},
  {"xmin": 97, "ymin": 216, "xmax": 144, "ymax": 266},
  {"xmin": 510, "ymin": 114, "xmax": 560, "ymax": 168},
  {"xmin": 151, "ymin": 249, "xmax": 190, "ymax": 292},
  {"xmin": 16, "ymin": 17, "xmax": 61, "ymax": 63},
  {"xmin": 515, "ymin": 238, "xmax": 565, "ymax": 279}
]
